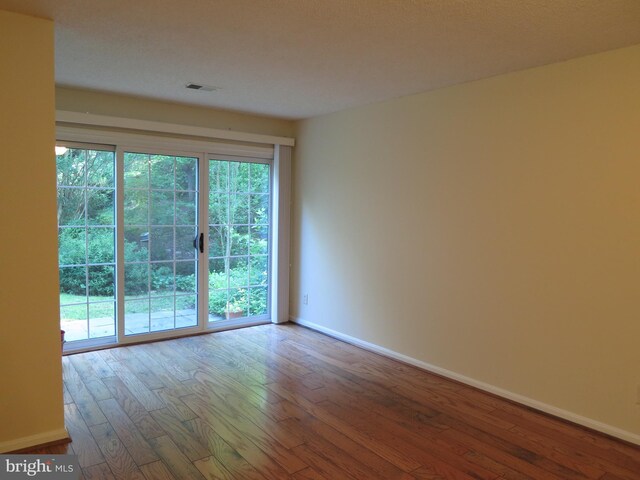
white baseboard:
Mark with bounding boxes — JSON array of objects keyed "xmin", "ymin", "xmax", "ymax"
[
  {"xmin": 290, "ymin": 316, "xmax": 640, "ymax": 446},
  {"xmin": 0, "ymin": 428, "xmax": 69, "ymax": 453}
]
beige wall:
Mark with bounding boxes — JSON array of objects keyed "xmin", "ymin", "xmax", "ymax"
[
  {"xmin": 0, "ymin": 10, "xmax": 66, "ymax": 450},
  {"xmin": 292, "ymin": 44, "xmax": 640, "ymax": 437},
  {"xmin": 57, "ymin": 87, "xmax": 295, "ymax": 138}
]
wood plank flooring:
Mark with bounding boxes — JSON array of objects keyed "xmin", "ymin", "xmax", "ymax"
[{"xmin": 30, "ymin": 324, "xmax": 640, "ymax": 479}]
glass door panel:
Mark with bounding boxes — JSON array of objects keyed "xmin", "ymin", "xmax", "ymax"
[
  {"xmin": 56, "ymin": 146, "xmax": 116, "ymax": 344},
  {"xmin": 208, "ymin": 160, "xmax": 270, "ymax": 323},
  {"xmin": 123, "ymin": 152, "xmax": 199, "ymax": 337}
]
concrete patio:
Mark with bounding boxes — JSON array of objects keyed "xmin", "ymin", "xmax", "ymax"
[{"xmin": 61, "ymin": 309, "xmax": 201, "ymax": 342}]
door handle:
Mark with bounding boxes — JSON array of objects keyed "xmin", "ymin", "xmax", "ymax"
[{"xmin": 193, "ymin": 233, "xmax": 204, "ymax": 253}]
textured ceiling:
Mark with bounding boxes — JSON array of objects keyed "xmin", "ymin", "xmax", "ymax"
[{"xmin": 2, "ymin": 0, "xmax": 640, "ymax": 119}]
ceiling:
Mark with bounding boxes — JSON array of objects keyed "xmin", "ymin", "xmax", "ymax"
[{"xmin": 2, "ymin": 0, "xmax": 640, "ymax": 120}]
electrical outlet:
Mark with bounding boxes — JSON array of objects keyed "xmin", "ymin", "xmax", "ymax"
[{"xmin": 303, "ymin": 294, "xmax": 308, "ymax": 305}]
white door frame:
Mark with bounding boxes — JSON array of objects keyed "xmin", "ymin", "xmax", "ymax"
[{"xmin": 57, "ymin": 123, "xmax": 291, "ymax": 352}]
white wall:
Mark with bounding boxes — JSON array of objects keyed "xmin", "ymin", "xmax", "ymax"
[
  {"xmin": 57, "ymin": 87, "xmax": 295, "ymax": 138},
  {"xmin": 291, "ymin": 44, "xmax": 640, "ymax": 440},
  {"xmin": 0, "ymin": 10, "xmax": 66, "ymax": 451}
]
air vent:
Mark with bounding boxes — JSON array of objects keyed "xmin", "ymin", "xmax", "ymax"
[{"xmin": 185, "ymin": 83, "xmax": 219, "ymax": 92}]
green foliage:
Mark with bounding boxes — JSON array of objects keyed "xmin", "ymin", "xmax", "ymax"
[
  {"xmin": 249, "ymin": 287, "xmax": 268, "ymax": 317},
  {"xmin": 58, "ymin": 228, "xmax": 111, "ymax": 295},
  {"xmin": 59, "ymin": 228, "xmax": 148, "ymax": 296},
  {"xmin": 207, "ymin": 265, "xmax": 268, "ymax": 317},
  {"xmin": 175, "ymin": 274, "xmax": 195, "ymax": 292},
  {"xmin": 57, "ymin": 149, "xmax": 115, "ymax": 227},
  {"xmin": 123, "ymin": 242, "xmax": 149, "ymax": 295},
  {"xmin": 151, "ymin": 265, "xmax": 173, "ymax": 291},
  {"xmin": 58, "ymin": 152, "xmax": 270, "ymax": 319}
]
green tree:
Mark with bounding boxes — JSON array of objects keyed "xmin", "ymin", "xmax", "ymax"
[{"xmin": 57, "ymin": 151, "xmax": 270, "ymax": 318}]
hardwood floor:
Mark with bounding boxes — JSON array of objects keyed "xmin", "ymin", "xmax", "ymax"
[{"xmin": 30, "ymin": 324, "xmax": 639, "ymax": 479}]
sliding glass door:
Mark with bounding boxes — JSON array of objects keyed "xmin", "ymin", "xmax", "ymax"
[
  {"xmin": 57, "ymin": 145, "xmax": 116, "ymax": 345},
  {"xmin": 56, "ymin": 143, "xmax": 273, "ymax": 350},
  {"xmin": 122, "ymin": 152, "xmax": 200, "ymax": 337},
  {"xmin": 207, "ymin": 159, "xmax": 270, "ymax": 324}
]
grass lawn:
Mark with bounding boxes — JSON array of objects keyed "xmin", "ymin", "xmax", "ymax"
[{"xmin": 59, "ymin": 293, "xmax": 196, "ymax": 320}]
